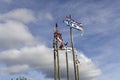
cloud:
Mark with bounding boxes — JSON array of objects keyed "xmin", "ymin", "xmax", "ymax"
[
  {"xmin": 0, "ymin": 8, "xmax": 37, "ymax": 48},
  {"xmin": 0, "ymin": 20, "xmax": 35, "ymax": 48},
  {"xmin": 0, "ymin": 45, "xmax": 101, "ymax": 80},
  {"xmin": 0, "ymin": 65, "xmax": 29, "ymax": 74},
  {"xmin": 0, "ymin": 0, "xmax": 12, "ymax": 3},
  {"xmin": 38, "ymin": 12, "xmax": 53, "ymax": 21},
  {"xmin": 0, "ymin": 8, "xmax": 37, "ymax": 24}
]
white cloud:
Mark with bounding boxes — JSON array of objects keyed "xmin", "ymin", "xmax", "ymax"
[
  {"xmin": 0, "ymin": 45, "xmax": 101, "ymax": 80},
  {"xmin": 0, "ymin": 20, "xmax": 35, "ymax": 48},
  {"xmin": 0, "ymin": 8, "xmax": 37, "ymax": 48},
  {"xmin": 0, "ymin": 8, "xmax": 37, "ymax": 23}
]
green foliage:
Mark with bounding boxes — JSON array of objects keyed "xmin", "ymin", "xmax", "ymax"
[{"xmin": 11, "ymin": 76, "xmax": 30, "ymax": 80}]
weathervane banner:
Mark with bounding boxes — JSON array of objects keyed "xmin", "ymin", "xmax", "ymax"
[{"xmin": 64, "ymin": 16, "xmax": 84, "ymax": 31}]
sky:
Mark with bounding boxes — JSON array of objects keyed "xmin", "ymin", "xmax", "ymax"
[{"xmin": 0, "ymin": 0, "xmax": 120, "ymax": 80}]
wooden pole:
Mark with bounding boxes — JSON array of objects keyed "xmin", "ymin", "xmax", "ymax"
[
  {"xmin": 53, "ymin": 40, "xmax": 57, "ymax": 80},
  {"xmin": 54, "ymin": 24, "xmax": 61, "ymax": 80},
  {"xmin": 77, "ymin": 63, "xmax": 80, "ymax": 80},
  {"xmin": 65, "ymin": 47, "xmax": 70, "ymax": 80},
  {"xmin": 76, "ymin": 55, "xmax": 80, "ymax": 80},
  {"xmin": 56, "ymin": 40, "xmax": 61, "ymax": 80},
  {"xmin": 70, "ymin": 27, "xmax": 77, "ymax": 80}
]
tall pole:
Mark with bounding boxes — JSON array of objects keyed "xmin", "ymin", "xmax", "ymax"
[
  {"xmin": 77, "ymin": 63, "xmax": 80, "ymax": 80},
  {"xmin": 54, "ymin": 24, "xmax": 61, "ymax": 80},
  {"xmin": 53, "ymin": 39, "xmax": 57, "ymax": 80},
  {"xmin": 65, "ymin": 47, "xmax": 70, "ymax": 80},
  {"xmin": 56, "ymin": 40, "xmax": 61, "ymax": 80},
  {"xmin": 76, "ymin": 55, "xmax": 80, "ymax": 80},
  {"xmin": 70, "ymin": 27, "xmax": 77, "ymax": 80}
]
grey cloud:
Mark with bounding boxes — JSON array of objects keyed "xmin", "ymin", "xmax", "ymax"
[{"xmin": 0, "ymin": 65, "xmax": 29, "ymax": 74}]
